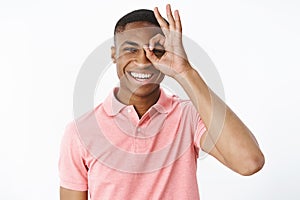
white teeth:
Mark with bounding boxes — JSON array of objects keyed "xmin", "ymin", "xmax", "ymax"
[{"xmin": 130, "ymin": 72, "xmax": 152, "ymax": 79}]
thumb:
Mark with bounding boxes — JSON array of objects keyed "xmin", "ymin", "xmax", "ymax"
[{"xmin": 143, "ymin": 45, "xmax": 160, "ymax": 65}]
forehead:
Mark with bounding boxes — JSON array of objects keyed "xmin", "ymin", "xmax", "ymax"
[{"xmin": 115, "ymin": 22, "xmax": 163, "ymax": 46}]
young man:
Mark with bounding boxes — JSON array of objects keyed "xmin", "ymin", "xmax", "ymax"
[{"xmin": 59, "ymin": 5, "xmax": 264, "ymax": 200}]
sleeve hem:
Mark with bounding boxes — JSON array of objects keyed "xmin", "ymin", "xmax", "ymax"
[{"xmin": 194, "ymin": 119, "xmax": 207, "ymax": 152}]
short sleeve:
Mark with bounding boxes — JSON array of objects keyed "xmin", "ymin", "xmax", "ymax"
[
  {"xmin": 187, "ymin": 102, "xmax": 206, "ymax": 156},
  {"xmin": 58, "ymin": 123, "xmax": 88, "ymax": 191},
  {"xmin": 193, "ymin": 114, "xmax": 207, "ymax": 151}
]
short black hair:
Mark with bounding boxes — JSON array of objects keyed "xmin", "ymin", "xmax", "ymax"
[{"xmin": 114, "ymin": 9, "xmax": 168, "ymax": 35}]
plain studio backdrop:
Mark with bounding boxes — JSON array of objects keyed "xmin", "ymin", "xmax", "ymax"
[{"xmin": 1, "ymin": 0, "xmax": 299, "ymax": 199}]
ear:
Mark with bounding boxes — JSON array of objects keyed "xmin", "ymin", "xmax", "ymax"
[{"xmin": 111, "ymin": 46, "xmax": 116, "ymax": 63}]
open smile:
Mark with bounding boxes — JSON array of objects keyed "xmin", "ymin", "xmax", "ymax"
[{"xmin": 129, "ymin": 71, "xmax": 154, "ymax": 81}]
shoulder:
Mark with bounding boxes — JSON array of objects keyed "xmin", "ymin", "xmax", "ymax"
[
  {"xmin": 171, "ymin": 95, "xmax": 197, "ymax": 114},
  {"xmin": 62, "ymin": 103, "xmax": 104, "ymax": 148}
]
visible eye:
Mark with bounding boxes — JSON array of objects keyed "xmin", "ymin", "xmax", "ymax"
[
  {"xmin": 153, "ymin": 48, "xmax": 165, "ymax": 58},
  {"xmin": 124, "ymin": 47, "xmax": 138, "ymax": 53}
]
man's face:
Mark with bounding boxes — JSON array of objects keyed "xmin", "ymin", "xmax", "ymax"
[{"xmin": 111, "ymin": 22, "xmax": 165, "ymax": 97}]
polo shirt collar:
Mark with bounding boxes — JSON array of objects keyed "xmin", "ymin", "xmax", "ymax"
[
  {"xmin": 151, "ymin": 88, "xmax": 173, "ymax": 114},
  {"xmin": 102, "ymin": 87, "xmax": 173, "ymax": 117}
]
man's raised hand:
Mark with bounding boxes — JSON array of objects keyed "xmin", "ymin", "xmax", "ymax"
[{"xmin": 143, "ymin": 4, "xmax": 192, "ymax": 78}]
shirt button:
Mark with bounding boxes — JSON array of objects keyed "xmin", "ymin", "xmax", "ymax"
[
  {"xmin": 137, "ymin": 127, "xmax": 141, "ymax": 132},
  {"xmin": 127, "ymin": 108, "xmax": 131, "ymax": 113}
]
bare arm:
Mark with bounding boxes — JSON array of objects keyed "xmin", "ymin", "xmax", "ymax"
[{"xmin": 60, "ymin": 187, "xmax": 88, "ymax": 200}]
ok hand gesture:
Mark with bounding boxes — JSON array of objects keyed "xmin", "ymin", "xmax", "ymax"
[{"xmin": 144, "ymin": 4, "xmax": 193, "ymax": 78}]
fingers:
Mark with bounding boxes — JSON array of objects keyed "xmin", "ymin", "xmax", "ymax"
[
  {"xmin": 148, "ymin": 34, "xmax": 165, "ymax": 51},
  {"xmin": 166, "ymin": 4, "xmax": 175, "ymax": 30},
  {"xmin": 143, "ymin": 33, "xmax": 165, "ymax": 64},
  {"xmin": 154, "ymin": 4, "xmax": 182, "ymax": 33},
  {"xmin": 174, "ymin": 10, "xmax": 182, "ymax": 32},
  {"xmin": 143, "ymin": 45, "xmax": 160, "ymax": 64},
  {"xmin": 154, "ymin": 7, "xmax": 169, "ymax": 34}
]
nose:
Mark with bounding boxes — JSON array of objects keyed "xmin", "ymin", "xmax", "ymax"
[{"xmin": 135, "ymin": 48, "xmax": 151, "ymax": 66}]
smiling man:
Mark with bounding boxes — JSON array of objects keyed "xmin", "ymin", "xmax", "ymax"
[
  {"xmin": 111, "ymin": 21, "xmax": 166, "ymax": 117},
  {"xmin": 59, "ymin": 4, "xmax": 265, "ymax": 200}
]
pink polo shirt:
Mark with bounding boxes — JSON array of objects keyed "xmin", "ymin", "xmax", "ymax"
[{"xmin": 59, "ymin": 88, "xmax": 206, "ymax": 200}]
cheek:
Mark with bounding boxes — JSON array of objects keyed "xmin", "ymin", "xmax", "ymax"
[
  {"xmin": 116, "ymin": 63, "xmax": 124, "ymax": 79},
  {"xmin": 115, "ymin": 55, "xmax": 135, "ymax": 76}
]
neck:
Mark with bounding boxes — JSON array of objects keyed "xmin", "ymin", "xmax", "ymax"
[{"xmin": 116, "ymin": 87, "xmax": 161, "ymax": 118}]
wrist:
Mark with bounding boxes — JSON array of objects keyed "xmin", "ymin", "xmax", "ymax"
[{"xmin": 173, "ymin": 64, "xmax": 196, "ymax": 82}]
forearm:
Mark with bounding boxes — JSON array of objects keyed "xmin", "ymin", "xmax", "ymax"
[
  {"xmin": 174, "ymin": 67, "xmax": 216, "ymax": 129},
  {"xmin": 174, "ymin": 67, "xmax": 227, "ymax": 152},
  {"xmin": 174, "ymin": 66, "xmax": 265, "ymax": 175}
]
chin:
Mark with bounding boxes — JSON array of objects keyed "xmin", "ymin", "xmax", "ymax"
[{"xmin": 129, "ymin": 83, "xmax": 160, "ymax": 97}]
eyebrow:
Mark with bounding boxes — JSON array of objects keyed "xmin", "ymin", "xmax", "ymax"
[
  {"xmin": 120, "ymin": 41, "xmax": 139, "ymax": 47},
  {"xmin": 120, "ymin": 40, "xmax": 164, "ymax": 49}
]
